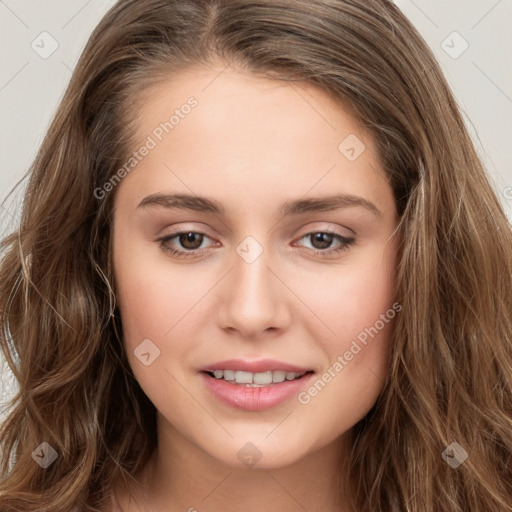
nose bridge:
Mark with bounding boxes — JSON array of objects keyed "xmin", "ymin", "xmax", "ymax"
[
  {"xmin": 233, "ymin": 234, "xmax": 275, "ymax": 306},
  {"xmin": 216, "ymin": 233, "xmax": 287, "ymax": 335}
]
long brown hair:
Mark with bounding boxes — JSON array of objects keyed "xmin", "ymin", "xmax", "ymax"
[{"xmin": 1, "ymin": 1, "xmax": 511, "ymax": 510}]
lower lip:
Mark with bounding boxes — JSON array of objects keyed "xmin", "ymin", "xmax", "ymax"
[{"xmin": 201, "ymin": 372, "xmax": 314, "ymax": 411}]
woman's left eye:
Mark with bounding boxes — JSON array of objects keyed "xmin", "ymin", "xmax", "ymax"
[
  {"xmin": 295, "ymin": 231, "xmax": 355, "ymax": 256},
  {"xmin": 157, "ymin": 230, "xmax": 355, "ymax": 259}
]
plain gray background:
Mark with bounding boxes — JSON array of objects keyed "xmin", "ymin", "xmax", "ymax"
[{"xmin": 1, "ymin": 0, "xmax": 511, "ymax": 415}]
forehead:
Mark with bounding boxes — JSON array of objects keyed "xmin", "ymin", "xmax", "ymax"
[
  {"xmin": 113, "ymin": 64, "xmax": 392, "ymax": 218},
  {"xmin": 132, "ymin": 63, "xmax": 366, "ymax": 146}
]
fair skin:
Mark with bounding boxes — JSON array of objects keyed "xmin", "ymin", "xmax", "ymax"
[{"xmin": 110, "ymin": 63, "xmax": 400, "ymax": 512}]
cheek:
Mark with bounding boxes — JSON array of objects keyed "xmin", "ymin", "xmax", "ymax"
[
  {"xmin": 112, "ymin": 231, "xmax": 197, "ymax": 339},
  {"xmin": 298, "ymin": 240, "xmax": 397, "ymax": 353},
  {"xmin": 296, "ymin": 247, "xmax": 397, "ymax": 428},
  {"xmin": 111, "ymin": 247, "xmax": 202, "ymax": 409}
]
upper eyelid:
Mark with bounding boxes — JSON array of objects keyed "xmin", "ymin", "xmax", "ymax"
[{"xmin": 159, "ymin": 221, "xmax": 356, "ymax": 239}]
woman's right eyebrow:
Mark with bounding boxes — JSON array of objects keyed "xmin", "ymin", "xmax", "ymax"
[
  {"xmin": 137, "ymin": 192, "xmax": 224, "ymax": 214},
  {"xmin": 136, "ymin": 192, "xmax": 381, "ymax": 218}
]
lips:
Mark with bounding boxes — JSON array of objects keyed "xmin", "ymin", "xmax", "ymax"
[{"xmin": 200, "ymin": 359, "xmax": 314, "ymax": 411}]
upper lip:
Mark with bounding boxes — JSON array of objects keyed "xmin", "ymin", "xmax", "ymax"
[{"xmin": 200, "ymin": 359, "xmax": 313, "ymax": 374}]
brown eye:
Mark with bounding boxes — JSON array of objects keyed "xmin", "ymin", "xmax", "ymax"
[
  {"xmin": 158, "ymin": 230, "xmax": 214, "ymax": 259},
  {"xmin": 178, "ymin": 232, "xmax": 204, "ymax": 250},
  {"xmin": 310, "ymin": 232, "xmax": 335, "ymax": 250},
  {"xmin": 297, "ymin": 231, "xmax": 355, "ymax": 257}
]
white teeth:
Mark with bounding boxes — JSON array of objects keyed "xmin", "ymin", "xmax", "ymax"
[
  {"xmin": 272, "ymin": 370, "xmax": 286, "ymax": 383},
  {"xmin": 208, "ymin": 369, "xmax": 306, "ymax": 385},
  {"xmin": 253, "ymin": 371, "xmax": 273, "ymax": 385},
  {"xmin": 235, "ymin": 371, "xmax": 253, "ymax": 384},
  {"xmin": 223, "ymin": 370, "xmax": 235, "ymax": 381}
]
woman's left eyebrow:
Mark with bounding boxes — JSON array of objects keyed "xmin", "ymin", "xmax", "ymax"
[{"xmin": 136, "ymin": 192, "xmax": 381, "ymax": 217}]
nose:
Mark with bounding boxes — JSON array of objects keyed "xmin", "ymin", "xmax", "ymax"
[{"xmin": 215, "ymin": 240, "xmax": 291, "ymax": 339}]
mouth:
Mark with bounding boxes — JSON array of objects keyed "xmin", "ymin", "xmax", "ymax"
[
  {"xmin": 203, "ymin": 369, "xmax": 312, "ymax": 387},
  {"xmin": 199, "ymin": 360, "xmax": 315, "ymax": 411}
]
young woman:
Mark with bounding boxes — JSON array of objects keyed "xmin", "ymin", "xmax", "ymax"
[{"xmin": 1, "ymin": 0, "xmax": 511, "ymax": 511}]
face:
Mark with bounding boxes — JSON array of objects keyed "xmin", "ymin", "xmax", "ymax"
[{"xmin": 111, "ymin": 63, "xmax": 400, "ymax": 469}]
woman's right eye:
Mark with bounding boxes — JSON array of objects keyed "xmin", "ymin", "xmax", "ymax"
[{"xmin": 158, "ymin": 231, "xmax": 214, "ymax": 259}]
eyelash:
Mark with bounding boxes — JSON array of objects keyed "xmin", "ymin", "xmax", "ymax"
[{"xmin": 157, "ymin": 229, "xmax": 355, "ymax": 260}]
